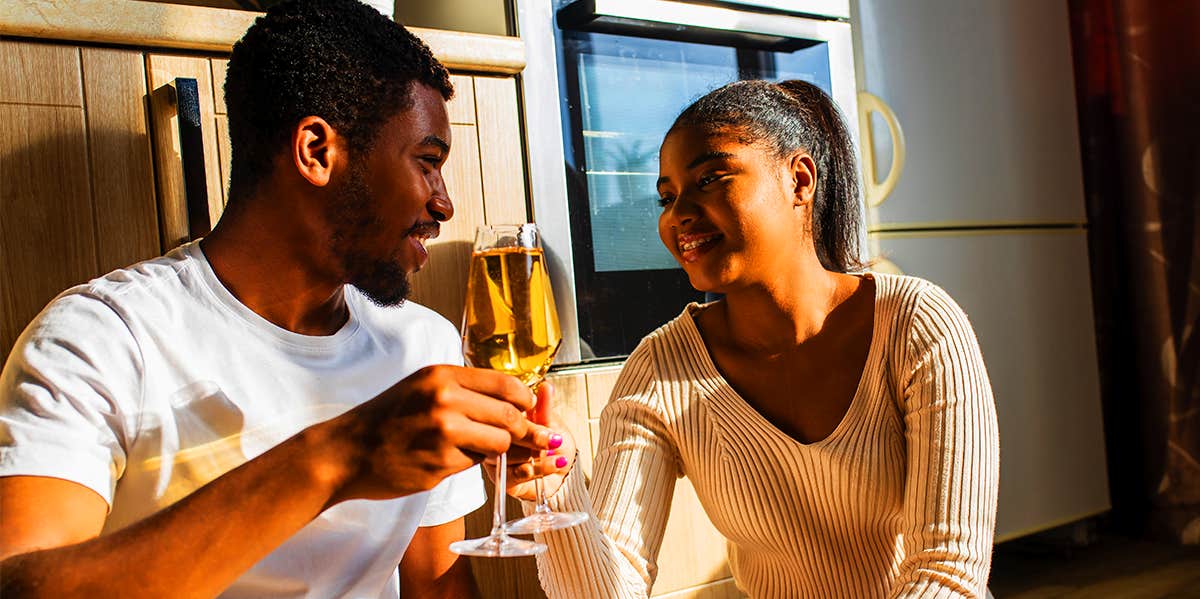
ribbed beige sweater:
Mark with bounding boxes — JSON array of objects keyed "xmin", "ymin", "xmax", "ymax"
[{"xmin": 531, "ymin": 274, "xmax": 999, "ymax": 598}]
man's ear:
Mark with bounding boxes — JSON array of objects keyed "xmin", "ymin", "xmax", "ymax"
[
  {"xmin": 291, "ymin": 116, "xmax": 342, "ymax": 187},
  {"xmin": 790, "ymin": 152, "xmax": 817, "ymax": 207}
]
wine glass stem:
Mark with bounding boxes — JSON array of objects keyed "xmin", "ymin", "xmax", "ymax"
[
  {"xmin": 491, "ymin": 452, "xmax": 509, "ymax": 537},
  {"xmin": 534, "ymin": 467, "xmax": 551, "ymax": 514}
]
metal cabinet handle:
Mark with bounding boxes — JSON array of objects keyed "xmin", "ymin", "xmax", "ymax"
[
  {"xmin": 172, "ymin": 77, "xmax": 212, "ymax": 240},
  {"xmin": 857, "ymin": 91, "xmax": 906, "ymax": 209}
]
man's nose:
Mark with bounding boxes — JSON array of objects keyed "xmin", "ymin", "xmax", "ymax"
[{"xmin": 428, "ymin": 186, "xmax": 453, "ymax": 222}]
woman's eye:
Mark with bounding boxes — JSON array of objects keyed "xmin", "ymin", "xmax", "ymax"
[
  {"xmin": 698, "ymin": 174, "xmax": 721, "ymax": 187},
  {"xmin": 657, "ymin": 194, "xmax": 675, "ymax": 208}
]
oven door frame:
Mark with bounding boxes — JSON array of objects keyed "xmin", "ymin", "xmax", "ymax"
[{"xmin": 514, "ymin": 0, "xmax": 861, "ymax": 365}]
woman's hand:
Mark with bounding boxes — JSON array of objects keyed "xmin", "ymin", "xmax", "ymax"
[{"xmin": 488, "ymin": 382, "xmax": 578, "ymax": 502}]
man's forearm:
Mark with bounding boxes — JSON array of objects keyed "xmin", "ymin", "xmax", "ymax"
[
  {"xmin": 0, "ymin": 423, "xmax": 352, "ymax": 598},
  {"xmin": 399, "ymin": 519, "xmax": 482, "ymax": 599},
  {"xmin": 0, "ymin": 363, "xmax": 545, "ymax": 598},
  {"xmin": 431, "ymin": 557, "xmax": 482, "ymax": 599}
]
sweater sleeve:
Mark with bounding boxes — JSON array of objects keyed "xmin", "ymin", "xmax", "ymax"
[
  {"xmin": 890, "ymin": 284, "xmax": 999, "ymax": 599},
  {"xmin": 530, "ymin": 342, "xmax": 683, "ymax": 599}
]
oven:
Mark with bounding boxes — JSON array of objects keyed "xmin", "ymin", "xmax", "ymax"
[{"xmin": 515, "ymin": 0, "xmax": 859, "ymax": 363}]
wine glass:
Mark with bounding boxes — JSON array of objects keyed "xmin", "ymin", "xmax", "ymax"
[
  {"xmin": 504, "ymin": 383, "xmax": 589, "ymax": 535},
  {"xmin": 449, "ymin": 223, "xmax": 578, "ymax": 556}
]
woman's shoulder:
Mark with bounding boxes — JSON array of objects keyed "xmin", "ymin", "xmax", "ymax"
[
  {"xmin": 871, "ymin": 272, "xmax": 964, "ymax": 321},
  {"xmin": 871, "ymin": 271, "xmax": 979, "ymax": 354},
  {"xmin": 871, "ymin": 271, "xmax": 931, "ymax": 304},
  {"xmin": 612, "ymin": 304, "xmax": 713, "ymax": 397},
  {"xmin": 632, "ymin": 302, "xmax": 710, "ymax": 356}
]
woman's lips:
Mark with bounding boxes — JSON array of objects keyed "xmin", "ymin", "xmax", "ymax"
[{"xmin": 677, "ymin": 232, "xmax": 722, "ymax": 263}]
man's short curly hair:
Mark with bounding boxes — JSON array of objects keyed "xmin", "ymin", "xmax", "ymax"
[{"xmin": 224, "ymin": 0, "xmax": 454, "ymax": 200}]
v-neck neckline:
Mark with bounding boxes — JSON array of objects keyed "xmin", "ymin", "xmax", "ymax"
[{"xmin": 679, "ymin": 273, "xmax": 886, "ymax": 449}]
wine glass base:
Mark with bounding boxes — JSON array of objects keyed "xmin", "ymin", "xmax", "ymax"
[
  {"xmin": 505, "ymin": 511, "xmax": 590, "ymax": 535},
  {"xmin": 449, "ymin": 534, "xmax": 547, "ymax": 557}
]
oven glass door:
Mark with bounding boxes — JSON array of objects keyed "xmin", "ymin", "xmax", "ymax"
[{"xmin": 554, "ymin": 4, "xmax": 842, "ymax": 360}]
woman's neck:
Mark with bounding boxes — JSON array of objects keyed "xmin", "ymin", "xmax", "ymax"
[{"xmin": 704, "ymin": 258, "xmax": 857, "ymax": 357}]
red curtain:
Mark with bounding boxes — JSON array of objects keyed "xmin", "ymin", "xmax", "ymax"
[{"xmin": 1068, "ymin": 0, "xmax": 1200, "ymax": 542}]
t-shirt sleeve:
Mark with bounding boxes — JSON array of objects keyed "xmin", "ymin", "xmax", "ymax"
[
  {"xmin": 437, "ymin": 317, "xmax": 466, "ymax": 368},
  {"xmin": 419, "ymin": 464, "xmax": 486, "ymax": 527},
  {"xmin": 0, "ymin": 291, "xmax": 142, "ymax": 507}
]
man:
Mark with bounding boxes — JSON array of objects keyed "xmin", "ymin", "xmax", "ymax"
[{"xmin": 0, "ymin": 0, "xmax": 565, "ymax": 596}]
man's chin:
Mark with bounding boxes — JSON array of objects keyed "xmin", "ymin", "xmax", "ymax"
[
  {"xmin": 351, "ymin": 273, "xmax": 412, "ymax": 307},
  {"xmin": 354, "ymin": 285, "xmax": 409, "ymax": 307}
]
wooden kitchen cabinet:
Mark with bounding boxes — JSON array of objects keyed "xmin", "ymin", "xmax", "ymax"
[
  {"xmin": 0, "ymin": 40, "xmax": 230, "ymax": 360},
  {"xmin": 2, "ymin": 8, "xmax": 735, "ymax": 598},
  {"xmin": 1, "ymin": 36, "xmax": 541, "ymax": 598},
  {"xmin": 0, "ymin": 37, "xmax": 526, "ymax": 361},
  {"xmin": 0, "ymin": 40, "xmax": 160, "ymax": 360}
]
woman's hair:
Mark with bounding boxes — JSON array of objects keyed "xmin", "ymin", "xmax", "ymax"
[
  {"xmin": 671, "ymin": 79, "xmax": 864, "ymax": 272},
  {"xmin": 223, "ymin": 0, "xmax": 453, "ymax": 203}
]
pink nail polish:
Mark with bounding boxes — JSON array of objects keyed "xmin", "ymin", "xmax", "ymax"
[
  {"xmin": 547, "ymin": 449, "xmax": 557, "ymax": 456},
  {"xmin": 549, "ymin": 433, "xmax": 563, "ymax": 450},
  {"xmin": 556, "ymin": 456, "xmax": 568, "ymax": 468}
]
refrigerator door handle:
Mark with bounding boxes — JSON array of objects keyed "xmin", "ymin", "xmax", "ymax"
[{"xmin": 858, "ymin": 91, "xmax": 906, "ymax": 209}]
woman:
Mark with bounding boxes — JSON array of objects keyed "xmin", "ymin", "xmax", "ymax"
[{"xmin": 510, "ymin": 79, "xmax": 998, "ymax": 598}]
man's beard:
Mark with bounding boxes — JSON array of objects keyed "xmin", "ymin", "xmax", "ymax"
[{"xmin": 328, "ymin": 163, "xmax": 412, "ymax": 307}]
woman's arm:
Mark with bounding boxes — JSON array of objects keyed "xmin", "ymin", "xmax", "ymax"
[
  {"xmin": 891, "ymin": 285, "xmax": 1000, "ymax": 599},
  {"xmin": 531, "ymin": 345, "xmax": 683, "ymax": 599}
]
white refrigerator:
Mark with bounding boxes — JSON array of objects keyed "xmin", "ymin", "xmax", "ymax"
[{"xmin": 852, "ymin": 0, "xmax": 1111, "ymax": 541}]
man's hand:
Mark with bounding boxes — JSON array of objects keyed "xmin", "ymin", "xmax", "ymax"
[{"xmin": 322, "ymin": 365, "xmax": 561, "ymax": 504}]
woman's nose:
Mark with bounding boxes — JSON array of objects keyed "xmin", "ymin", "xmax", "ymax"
[{"xmin": 666, "ymin": 194, "xmax": 698, "ymax": 228}]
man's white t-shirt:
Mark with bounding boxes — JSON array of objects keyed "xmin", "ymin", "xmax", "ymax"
[{"xmin": 0, "ymin": 242, "xmax": 485, "ymax": 598}]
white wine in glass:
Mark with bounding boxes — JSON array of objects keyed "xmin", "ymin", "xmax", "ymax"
[
  {"xmin": 462, "ymin": 239, "xmax": 560, "ymax": 387},
  {"xmin": 450, "ymin": 223, "xmax": 583, "ymax": 557}
]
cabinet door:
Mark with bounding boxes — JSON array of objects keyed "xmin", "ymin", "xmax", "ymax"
[
  {"xmin": 1, "ymin": 41, "xmax": 158, "ymax": 362},
  {"xmin": 872, "ymin": 230, "xmax": 1110, "ymax": 539}
]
